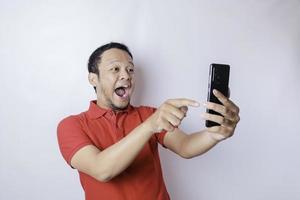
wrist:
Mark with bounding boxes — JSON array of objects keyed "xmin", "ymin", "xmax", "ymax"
[
  {"xmin": 142, "ymin": 120, "xmax": 156, "ymax": 135},
  {"xmin": 205, "ymin": 131, "xmax": 224, "ymax": 143}
]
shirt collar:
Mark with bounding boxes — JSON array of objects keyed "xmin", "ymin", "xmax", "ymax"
[{"xmin": 87, "ymin": 100, "xmax": 134, "ymax": 119}]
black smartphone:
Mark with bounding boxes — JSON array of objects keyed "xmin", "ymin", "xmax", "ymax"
[{"xmin": 206, "ymin": 63, "xmax": 230, "ymax": 127}]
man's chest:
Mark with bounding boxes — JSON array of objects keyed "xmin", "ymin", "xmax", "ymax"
[
  {"xmin": 81, "ymin": 112, "xmax": 155, "ymax": 150},
  {"xmin": 81, "ymin": 113, "xmax": 157, "ymax": 169}
]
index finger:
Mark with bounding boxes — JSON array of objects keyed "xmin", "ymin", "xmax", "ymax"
[
  {"xmin": 213, "ymin": 89, "xmax": 239, "ymax": 113},
  {"xmin": 167, "ymin": 98, "xmax": 200, "ymax": 108}
]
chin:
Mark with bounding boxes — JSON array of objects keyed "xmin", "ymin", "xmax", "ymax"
[
  {"xmin": 111, "ymin": 99, "xmax": 130, "ymax": 111},
  {"xmin": 110, "ymin": 91, "xmax": 132, "ymax": 111},
  {"xmin": 111, "ymin": 103, "xmax": 129, "ymax": 111}
]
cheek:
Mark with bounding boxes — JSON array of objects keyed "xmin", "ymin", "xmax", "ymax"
[
  {"xmin": 100, "ymin": 75, "xmax": 116, "ymax": 90},
  {"xmin": 131, "ymin": 81, "xmax": 136, "ymax": 91},
  {"xmin": 131, "ymin": 76, "xmax": 135, "ymax": 85},
  {"xmin": 101, "ymin": 83, "xmax": 114, "ymax": 96}
]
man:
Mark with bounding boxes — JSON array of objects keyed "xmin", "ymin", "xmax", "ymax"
[{"xmin": 57, "ymin": 42, "xmax": 240, "ymax": 200}]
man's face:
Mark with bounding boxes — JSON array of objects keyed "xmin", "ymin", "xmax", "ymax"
[{"xmin": 93, "ymin": 48, "xmax": 135, "ymax": 110}]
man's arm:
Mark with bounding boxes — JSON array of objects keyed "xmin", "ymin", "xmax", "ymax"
[
  {"xmin": 164, "ymin": 89, "xmax": 240, "ymax": 158},
  {"xmin": 70, "ymin": 99, "xmax": 199, "ymax": 182},
  {"xmin": 163, "ymin": 128, "xmax": 219, "ymax": 159},
  {"xmin": 71, "ymin": 122, "xmax": 154, "ymax": 182}
]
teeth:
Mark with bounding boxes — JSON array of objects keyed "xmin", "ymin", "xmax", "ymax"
[
  {"xmin": 115, "ymin": 84, "xmax": 130, "ymax": 90},
  {"xmin": 118, "ymin": 85, "xmax": 129, "ymax": 88}
]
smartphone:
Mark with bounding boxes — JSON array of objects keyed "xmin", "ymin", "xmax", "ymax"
[{"xmin": 206, "ymin": 63, "xmax": 230, "ymax": 127}]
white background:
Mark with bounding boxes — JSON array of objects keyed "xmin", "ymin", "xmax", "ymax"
[{"xmin": 1, "ymin": 0, "xmax": 300, "ymax": 199}]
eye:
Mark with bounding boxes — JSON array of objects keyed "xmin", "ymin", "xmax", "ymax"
[
  {"xmin": 128, "ymin": 68, "xmax": 134, "ymax": 73},
  {"xmin": 112, "ymin": 66, "xmax": 120, "ymax": 72}
]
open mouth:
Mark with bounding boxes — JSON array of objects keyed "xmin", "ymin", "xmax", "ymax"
[{"xmin": 114, "ymin": 85, "xmax": 130, "ymax": 99}]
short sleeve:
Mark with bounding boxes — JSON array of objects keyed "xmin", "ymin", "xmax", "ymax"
[{"xmin": 57, "ymin": 116, "xmax": 93, "ymax": 167}]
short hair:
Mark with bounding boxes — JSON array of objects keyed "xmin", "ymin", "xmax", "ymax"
[{"xmin": 88, "ymin": 42, "xmax": 133, "ymax": 92}]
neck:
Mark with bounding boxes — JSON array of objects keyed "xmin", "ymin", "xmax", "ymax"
[
  {"xmin": 96, "ymin": 97, "xmax": 110, "ymax": 110},
  {"xmin": 96, "ymin": 98, "xmax": 129, "ymax": 112}
]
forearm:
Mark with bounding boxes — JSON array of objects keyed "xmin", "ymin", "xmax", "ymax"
[
  {"xmin": 181, "ymin": 130, "xmax": 220, "ymax": 159},
  {"xmin": 94, "ymin": 122, "xmax": 153, "ymax": 181}
]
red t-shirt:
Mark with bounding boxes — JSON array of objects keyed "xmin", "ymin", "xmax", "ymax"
[{"xmin": 57, "ymin": 100, "xmax": 170, "ymax": 200}]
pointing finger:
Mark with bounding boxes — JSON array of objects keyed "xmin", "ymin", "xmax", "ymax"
[{"xmin": 167, "ymin": 98, "xmax": 200, "ymax": 108}]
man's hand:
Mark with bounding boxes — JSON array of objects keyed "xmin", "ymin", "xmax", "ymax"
[
  {"xmin": 146, "ymin": 98, "xmax": 200, "ymax": 133},
  {"xmin": 202, "ymin": 89, "xmax": 240, "ymax": 141}
]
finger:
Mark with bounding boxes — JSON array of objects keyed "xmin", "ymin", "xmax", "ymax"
[
  {"xmin": 167, "ymin": 98, "xmax": 200, "ymax": 108},
  {"xmin": 232, "ymin": 115, "xmax": 241, "ymax": 123},
  {"xmin": 222, "ymin": 118, "xmax": 237, "ymax": 128},
  {"xmin": 202, "ymin": 112, "xmax": 236, "ymax": 128},
  {"xmin": 201, "ymin": 112, "xmax": 224, "ymax": 125},
  {"xmin": 212, "ymin": 89, "xmax": 239, "ymax": 113},
  {"xmin": 164, "ymin": 104, "xmax": 186, "ymax": 120},
  {"xmin": 203, "ymin": 102, "xmax": 236, "ymax": 120},
  {"xmin": 161, "ymin": 121, "xmax": 175, "ymax": 132},
  {"xmin": 163, "ymin": 112, "xmax": 181, "ymax": 127},
  {"xmin": 212, "ymin": 89, "xmax": 231, "ymax": 106}
]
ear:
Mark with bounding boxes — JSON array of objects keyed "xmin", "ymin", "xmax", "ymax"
[{"xmin": 88, "ymin": 73, "xmax": 99, "ymax": 87}]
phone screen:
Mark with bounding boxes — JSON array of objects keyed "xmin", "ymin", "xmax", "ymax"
[{"xmin": 206, "ymin": 63, "xmax": 230, "ymax": 127}]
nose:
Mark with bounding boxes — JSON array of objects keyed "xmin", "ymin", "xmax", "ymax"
[{"xmin": 120, "ymin": 69, "xmax": 130, "ymax": 80}]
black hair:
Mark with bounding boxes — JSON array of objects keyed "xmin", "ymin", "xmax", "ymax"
[
  {"xmin": 88, "ymin": 42, "xmax": 133, "ymax": 74},
  {"xmin": 88, "ymin": 42, "xmax": 133, "ymax": 92}
]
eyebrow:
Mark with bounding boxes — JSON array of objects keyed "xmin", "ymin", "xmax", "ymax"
[{"xmin": 105, "ymin": 60, "xmax": 134, "ymax": 66}]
